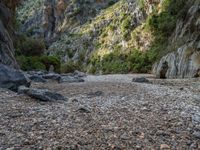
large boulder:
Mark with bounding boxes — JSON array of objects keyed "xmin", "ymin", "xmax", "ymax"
[
  {"xmin": 27, "ymin": 88, "xmax": 66, "ymax": 101},
  {"xmin": 59, "ymin": 75, "xmax": 84, "ymax": 83},
  {"xmin": 18, "ymin": 86, "xmax": 67, "ymax": 102},
  {"xmin": 0, "ymin": 64, "xmax": 30, "ymax": 91}
]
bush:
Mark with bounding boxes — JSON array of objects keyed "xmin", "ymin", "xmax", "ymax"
[
  {"xmin": 16, "ymin": 55, "xmax": 61, "ymax": 73},
  {"xmin": 15, "ymin": 36, "xmax": 45, "ymax": 56},
  {"xmin": 40, "ymin": 56, "xmax": 61, "ymax": 73},
  {"xmin": 147, "ymin": 12, "xmax": 176, "ymax": 36},
  {"xmin": 121, "ymin": 16, "xmax": 132, "ymax": 32},
  {"xmin": 127, "ymin": 50, "xmax": 152, "ymax": 73},
  {"xmin": 61, "ymin": 61, "xmax": 80, "ymax": 73},
  {"xmin": 138, "ymin": 0, "xmax": 145, "ymax": 10},
  {"xmin": 88, "ymin": 49, "xmax": 152, "ymax": 74},
  {"xmin": 16, "ymin": 56, "xmax": 46, "ymax": 71}
]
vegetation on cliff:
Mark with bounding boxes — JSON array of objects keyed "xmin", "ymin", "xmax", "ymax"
[{"xmin": 15, "ymin": 0, "xmax": 198, "ymax": 74}]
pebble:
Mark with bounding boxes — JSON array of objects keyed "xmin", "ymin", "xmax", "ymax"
[
  {"xmin": 77, "ymin": 105, "xmax": 91, "ymax": 113},
  {"xmin": 193, "ymin": 131, "xmax": 200, "ymax": 139},
  {"xmin": 160, "ymin": 144, "xmax": 170, "ymax": 149},
  {"xmin": 192, "ymin": 113, "xmax": 200, "ymax": 124}
]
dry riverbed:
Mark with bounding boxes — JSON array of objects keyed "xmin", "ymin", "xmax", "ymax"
[{"xmin": 0, "ymin": 74, "xmax": 200, "ymax": 149}]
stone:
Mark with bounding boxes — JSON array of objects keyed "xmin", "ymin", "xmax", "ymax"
[
  {"xmin": 132, "ymin": 77, "xmax": 150, "ymax": 83},
  {"xmin": 160, "ymin": 144, "xmax": 170, "ymax": 149},
  {"xmin": 192, "ymin": 113, "xmax": 200, "ymax": 124},
  {"xmin": 73, "ymin": 70, "xmax": 87, "ymax": 78},
  {"xmin": 0, "ymin": 64, "xmax": 30, "ymax": 92},
  {"xmin": 42, "ymin": 73, "xmax": 61, "ymax": 81},
  {"xmin": 87, "ymin": 91, "xmax": 104, "ymax": 97},
  {"xmin": 27, "ymin": 88, "xmax": 67, "ymax": 101},
  {"xmin": 193, "ymin": 131, "xmax": 200, "ymax": 139},
  {"xmin": 29, "ymin": 75, "xmax": 47, "ymax": 83},
  {"xmin": 26, "ymin": 70, "xmax": 47, "ymax": 76},
  {"xmin": 18, "ymin": 86, "xmax": 30, "ymax": 94},
  {"xmin": 48, "ymin": 65, "xmax": 54, "ymax": 72},
  {"xmin": 179, "ymin": 87, "xmax": 184, "ymax": 90},
  {"xmin": 77, "ymin": 105, "xmax": 91, "ymax": 113},
  {"xmin": 59, "ymin": 76, "xmax": 84, "ymax": 83}
]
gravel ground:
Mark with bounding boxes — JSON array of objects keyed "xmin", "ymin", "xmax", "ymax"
[{"xmin": 0, "ymin": 74, "xmax": 200, "ymax": 150}]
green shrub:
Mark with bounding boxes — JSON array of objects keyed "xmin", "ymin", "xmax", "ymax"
[
  {"xmin": 88, "ymin": 49, "xmax": 152, "ymax": 74},
  {"xmin": 40, "ymin": 56, "xmax": 61, "ymax": 73},
  {"xmin": 143, "ymin": 0, "xmax": 188, "ymax": 62},
  {"xmin": 16, "ymin": 55, "xmax": 61, "ymax": 72},
  {"xmin": 16, "ymin": 56, "xmax": 46, "ymax": 71},
  {"xmin": 127, "ymin": 50, "xmax": 152, "ymax": 73},
  {"xmin": 121, "ymin": 16, "xmax": 131, "ymax": 32},
  {"xmin": 88, "ymin": 65, "xmax": 97, "ymax": 74},
  {"xmin": 61, "ymin": 61, "xmax": 80, "ymax": 73},
  {"xmin": 138, "ymin": 0, "xmax": 145, "ymax": 10},
  {"xmin": 15, "ymin": 36, "xmax": 45, "ymax": 56}
]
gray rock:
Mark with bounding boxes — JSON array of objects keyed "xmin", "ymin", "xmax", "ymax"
[
  {"xmin": 87, "ymin": 91, "xmax": 104, "ymax": 97},
  {"xmin": 18, "ymin": 86, "xmax": 30, "ymax": 94},
  {"xmin": 132, "ymin": 77, "xmax": 150, "ymax": 83},
  {"xmin": 27, "ymin": 88, "xmax": 67, "ymax": 101},
  {"xmin": 0, "ymin": 64, "xmax": 30, "ymax": 92},
  {"xmin": 29, "ymin": 75, "xmax": 47, "ymax": 83},
  {"xmin": 77, "ymin": 105, "xmax": 91, "ymax": 113},
  {"xmin": 193, "ymin": 131, "xmax": 200, "ymax": 139},
  {"xmin": 42, "ymin": 73, "xmax": 61, "ymax": 81},
  {"xmin": 192, "ymin": 113, "xmax": 200, "ymax": 124},
  {"xmin": 73, "ymin": 70, "xmax": 87, "ymax": 78},
  {"xmin": 26, "ymin": 70, "xmax": 47, "ymax": 76},
  {"xmin": 59, "ymin": 76, "xmax": 84, "ymax": 83}
]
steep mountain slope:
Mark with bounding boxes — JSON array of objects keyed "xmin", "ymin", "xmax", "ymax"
[
  {"xmin": 17, "ymin": 0, "xmax": 200, "ymax": 77},
  {"xmin": 17, "ymin": 0, "xmax": 119, "ymax": 43}
]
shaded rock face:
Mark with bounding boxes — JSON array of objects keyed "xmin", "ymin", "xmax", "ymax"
[
  {"xmin": 0, "ymin": 64, "xmax": 30, "ymax": 92},
  {"xmin": 0, "ymin": 3, "xmax": 18, "ymax": 68},
  {"xmin": 153, "ymin": 3, "xmax": 200, "ymax": 78}
]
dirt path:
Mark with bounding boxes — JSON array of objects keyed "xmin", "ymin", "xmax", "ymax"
[{"xmin": 0, "ymin": 74, "xmax": 200, "ymax": 149}]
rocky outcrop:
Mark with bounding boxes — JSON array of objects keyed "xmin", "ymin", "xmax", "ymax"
[
  {"xmin": 0, "ymin": 3, "xmax": 18, "ymax": 68},
  {"xmin": 153, "ymin": 2, "xmax": 200, "ymax": 78},
  {"xmin": 0, "ymin": 64, "xmax": 30, "ymax": 92},
  {"xmin": 18, "ymin": 86, "xmax": 67, "ymax": 101}
]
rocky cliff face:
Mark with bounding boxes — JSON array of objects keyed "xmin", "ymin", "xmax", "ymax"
[
  {"xmin": 0, "ymin": 2, "xmax": 19, "ymax": 68},
  {"xmin": 17, "ymin": 0, "xmax": 200, "ymax": 77},
  {"xmin": 17, "ymin": 0, "xmax": 119, "ymax": 43},
  {"xmin": 153, "ymin": 1, "xmax": 200, "ymax": 78}
]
